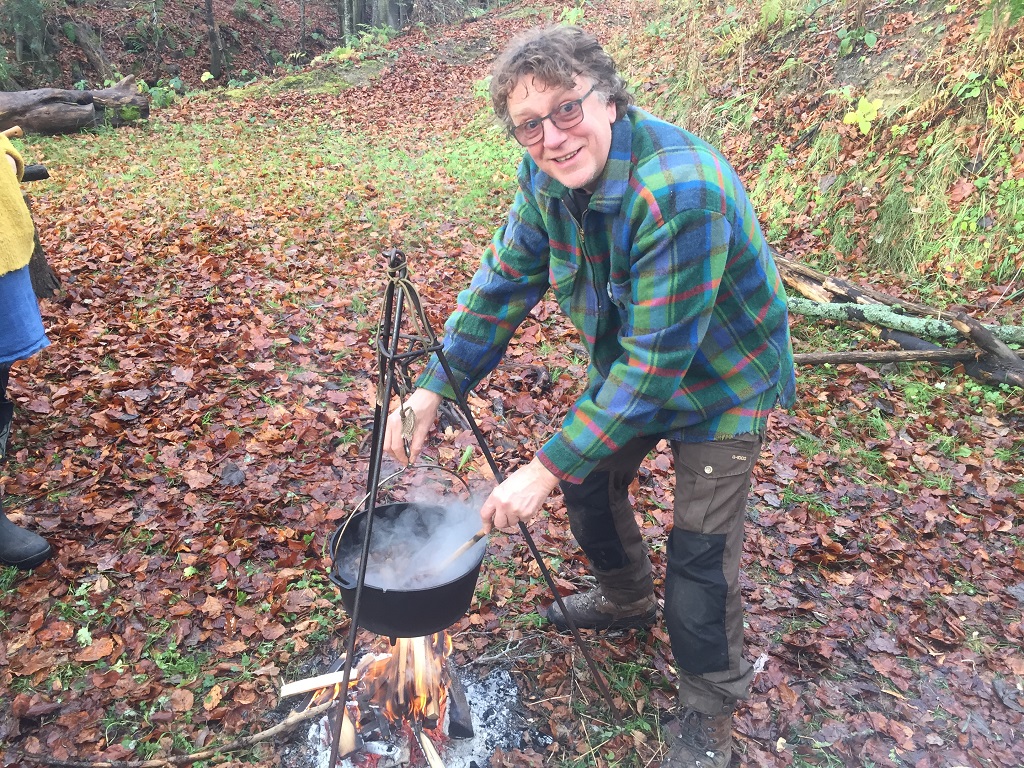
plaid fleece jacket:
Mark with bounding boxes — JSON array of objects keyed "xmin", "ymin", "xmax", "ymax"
[{"xmin": 418, "ymin": 107, "xmax": 796, "ymax": 483}]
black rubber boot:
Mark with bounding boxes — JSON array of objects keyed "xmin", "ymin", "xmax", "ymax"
[{"xmin": 0, "ymin": 498, "xmax": 52, "ymax": 570}]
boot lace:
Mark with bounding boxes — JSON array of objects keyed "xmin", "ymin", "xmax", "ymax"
[{"xmin": 677, "ymin": 708, "xmax": 716, "ymax": 752}]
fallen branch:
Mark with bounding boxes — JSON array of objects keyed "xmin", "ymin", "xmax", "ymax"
[
  {"xmin": 878, "ymin": 330, "xmax": 1021, "ymax": 386},
  {"xmin": 776, "ymin": 253, "xmax": 1024, "ymax": 387},
  {"xmin": 788, "ymin": 297, "xmax": 1024, "ymax": 345},
  {"xmin": 792, "ymin": 348, "xmax": 1017, "ymax": 365},
  {"xmin": 19, "ymin": 699, "xmax": 336, "ymax": 768}
]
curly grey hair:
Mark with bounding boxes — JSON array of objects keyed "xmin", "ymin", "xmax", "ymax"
[{"xmin": 489, "ymin": 25, "xmax": 633, "ymax": 133}]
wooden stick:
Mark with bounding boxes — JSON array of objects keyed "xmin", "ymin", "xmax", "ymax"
[
  {"xmin": 279, "ymin": 665, "xmax": 349, "ymax": 699},
  {"xmin": 2, "ymin": 126, "xmax": 23, "ymax": 138},
  {"xmin": 398, "ymin": 639, "xmax": 408, "ymax": 705},
  {"xmin": 415, "ymin": 724, "xmax": 446, "ymax": 768},
  {"xmin": 19, "ymin": 698, "xmax": 336, "ymax": 767},
  {"xmin": 436, "ymin": 528, "xmax": 488, "ymax": 573}
]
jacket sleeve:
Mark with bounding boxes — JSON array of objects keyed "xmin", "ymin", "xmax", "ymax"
[
  {"xmin": 1, "ymin": 136, "xmax": 25, "ymax": 181},
  {"xmin": 1, "ymin": 135, "xmax": 36, "ymax": 278},
  {"xmin": 537, "ymin": 206, "xmax": 731, "ymax": 482},
  {"xmin": 416, "ymin": 181, "xmax": 551, "ymax": 399}
]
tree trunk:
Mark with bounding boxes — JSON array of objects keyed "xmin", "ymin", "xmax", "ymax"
[
  {"xmin": 0, "ymin": 77, "xmax": 150, "ymax": 135},
  {"xmin": 353, "ymin": 0, "xmax": 365, "ymax": 33},
  {"xmin": 64, "ymin": 20, "xmax": 117, "ymax": 83},
  {"xmin": 206, "ymin": 0, "xmax": 224, "ymax": 79}
]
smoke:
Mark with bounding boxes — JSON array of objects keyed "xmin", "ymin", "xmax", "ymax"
[{"xmin": 333, "ymin": 491, "xmax": 488, "ymax": 591}]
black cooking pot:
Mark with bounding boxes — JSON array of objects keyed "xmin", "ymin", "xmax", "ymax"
[{"xmin": 328, "ymin": 501, "xmax": 485, "ymax": 638}]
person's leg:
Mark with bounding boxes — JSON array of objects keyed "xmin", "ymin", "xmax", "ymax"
[
  {"xmin": 0, "ymin": 364, "xmax": 12, "ymax": 463},
  {"xmin": 546, "ymin": 435, "xmax": 662, "ymax": 629},
  {"xmin": 661, "ymin": 436, "xmax": 760, "ymax": 767}
]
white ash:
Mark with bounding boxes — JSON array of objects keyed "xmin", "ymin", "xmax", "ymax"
[{"xmin": 305, "ymin": 665, "xmax": 548, "ymax": 768}]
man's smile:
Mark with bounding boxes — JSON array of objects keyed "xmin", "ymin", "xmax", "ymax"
[{"xmin": 552, "ymin": 148, "xmax": 581, "ymax": 163}]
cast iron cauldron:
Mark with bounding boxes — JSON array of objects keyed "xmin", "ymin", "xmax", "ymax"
[{"xmin": 328, "ymin": 501, "xmax": 485, "ymax": 638}]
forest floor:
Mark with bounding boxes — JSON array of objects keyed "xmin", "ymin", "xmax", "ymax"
[{"xmin": 1, "ymin": 0, "xmax": 1022, "ymax": 767}]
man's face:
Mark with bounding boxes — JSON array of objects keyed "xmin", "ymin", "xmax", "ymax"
[{"xmin": 506, "ymin": 75, "xmax": 617, "ymax": 192}]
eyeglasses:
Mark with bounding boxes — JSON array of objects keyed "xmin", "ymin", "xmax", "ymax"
[{"xmin": 510, "ymin": 86, "xmax": 597, "ymax": 146}]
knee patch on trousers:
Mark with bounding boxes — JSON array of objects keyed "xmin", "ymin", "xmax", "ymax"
[
  {"xmin": 561, "ymin": 472, "xmax": 630, "ymax": 571},
  {"xmin": 665, "ymin": 529, "xmax": 729, "ymax": 674}
]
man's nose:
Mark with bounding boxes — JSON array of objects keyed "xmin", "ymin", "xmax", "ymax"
[{"xmin": 542, "ymin": 118, "xmax": 569, "ymax": 147}]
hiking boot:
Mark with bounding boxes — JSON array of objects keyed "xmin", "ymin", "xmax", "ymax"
[
  {"xmin": 0, "ymin": 505, "xmax": 52, "ymax": 570},
  {"xmin": 661, "ymin": 707, "xmax": 733, "ymax": 768},
  {"xmin": 545, "ymin": 586, "xmax": 657, "ymax": 631}
]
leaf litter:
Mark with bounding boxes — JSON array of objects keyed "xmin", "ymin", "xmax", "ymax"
[{"xmin": 2, "ymin": 1, "xmax": 1023, "ymax": 767}]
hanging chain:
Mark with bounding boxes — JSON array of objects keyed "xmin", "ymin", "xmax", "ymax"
[{"xmin": 375, "ymin": 250, "xmax": 444, "ymax": 459}]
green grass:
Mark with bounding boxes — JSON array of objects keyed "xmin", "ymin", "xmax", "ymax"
[{"xmin": 781, "ymin": 488, "xmax": 839, "ymax": 517}]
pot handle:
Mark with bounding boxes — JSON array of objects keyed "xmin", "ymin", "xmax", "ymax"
[{"xmin": 329, "ymin": 462, "xmax": 473, "ymax": 563}]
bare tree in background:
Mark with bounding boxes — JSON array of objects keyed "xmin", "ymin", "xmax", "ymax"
[{"xmin": 205, "ymin": 0, "xmax": 224, "ymax": 78}]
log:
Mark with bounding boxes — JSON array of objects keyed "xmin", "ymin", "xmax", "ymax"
[
  {"xmin": 776, "ymin": 252, "xmax": 1024, "ymax": 387},
  {"xmin": 788, "ymin": 297, "xmax": 1024, "ymax": 345},
  {"xmin": 0, "ymin": 77, "xmax": 150, "ymax": 135},
  {"xmin": 879, "ymin": 330, "xmax": 1021, "ymax": 386}
]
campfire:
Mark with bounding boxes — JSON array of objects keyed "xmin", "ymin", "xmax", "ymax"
[
  {"xmin": 281, "ymin": 632, "xmax": 473, "ymax": 767},
  {"xmin": 279, "ymin": 250, "xmax": 612, "ymax": 766}
]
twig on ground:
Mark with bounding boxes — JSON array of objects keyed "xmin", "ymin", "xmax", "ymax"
[{"xmin": 19, "ymin": 699, "xmax": 336, "ymax": 768}]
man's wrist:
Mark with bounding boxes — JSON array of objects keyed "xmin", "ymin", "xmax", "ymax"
[{"xmin": 527, "ymin": 456, "xmax": 560, "ymax": 491}]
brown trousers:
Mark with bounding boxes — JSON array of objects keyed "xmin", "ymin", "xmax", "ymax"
[{"xmin": 559, "ymin": 434, "xmax": 761, "ymax": 715}]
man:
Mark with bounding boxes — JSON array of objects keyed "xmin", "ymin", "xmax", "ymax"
[
  {"xmin": 1, "ymin": 132, "xmax": 53, "ymax": 570},
  {"xmin": 384, "ymin": 25, "xmax": 794, "ymax": 767}
]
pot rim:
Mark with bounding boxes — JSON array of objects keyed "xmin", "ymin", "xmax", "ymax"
[{"xmin": 328, "ymin": 501, "xmax": 485, "ymax": 594}]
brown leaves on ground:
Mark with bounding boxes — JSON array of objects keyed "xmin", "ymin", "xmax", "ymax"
[{"xmin": 1, "ymin": 1, "xmax": 1023, "ymax": 767}]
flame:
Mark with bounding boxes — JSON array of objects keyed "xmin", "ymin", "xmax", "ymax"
[
  {"xmin": 308, "ymin": 631, "xmax": 453, "ymax": 727},
  {"xmin": 370, "ymin": 632, "xmax": 452, "ymax": 724}
]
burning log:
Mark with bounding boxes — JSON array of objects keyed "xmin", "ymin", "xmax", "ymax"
[
  {"xmin": 282, "ymin": 632, "xmax": 456, "ymax": 764},
  {"xmin": 336, "ymin": 710, "xmax": 360, "ymax": 758}
]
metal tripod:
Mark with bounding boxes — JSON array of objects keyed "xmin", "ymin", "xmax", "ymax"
[{"xmin": 328, "ymin": 249, "xmax": 620, "ymax": 767}]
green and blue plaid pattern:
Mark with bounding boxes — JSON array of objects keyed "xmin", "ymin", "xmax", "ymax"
[{"xmin": 419, "ymin": 107, "xmax": 795, "ymax": 482}]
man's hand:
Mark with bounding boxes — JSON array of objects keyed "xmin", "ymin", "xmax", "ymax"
[
  {"xmin": 5, "ymin": 154, "xmax": 17, "ymax": 176},
  {"xmin": 480, "ymin": 458, "xmax": 560, "ymax": 532},
  {"xmin": 383, "ymin": 388, "xmax": 443, "ymax": 465}
]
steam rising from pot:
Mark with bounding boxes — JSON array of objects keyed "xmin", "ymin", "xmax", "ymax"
[{"xmin": 335, "ymin": 495, "xmax": 486, "ymax": 591}]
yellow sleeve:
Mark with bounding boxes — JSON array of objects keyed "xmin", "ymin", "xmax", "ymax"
[
  {"xmin": 1, "ymin": 135, "xmax": 26, "ymax": 181},
  {"xmin": 0, "ymin": 134, "xmax": 35, "ymax": 276}
]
